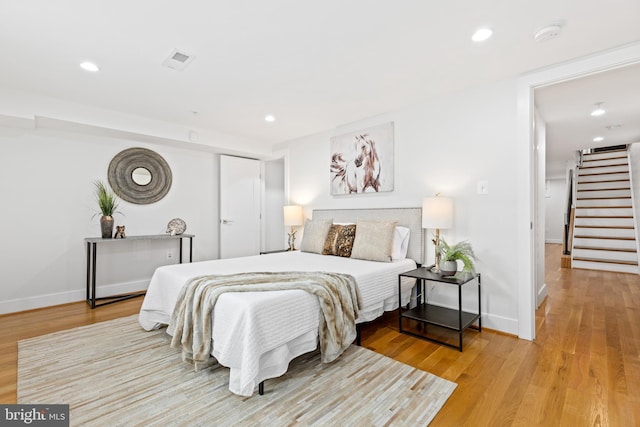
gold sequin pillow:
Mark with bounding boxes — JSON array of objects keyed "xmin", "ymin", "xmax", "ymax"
[{"xmin": 323, "ymin": 224, "xmax": 357, "ymax": 257}]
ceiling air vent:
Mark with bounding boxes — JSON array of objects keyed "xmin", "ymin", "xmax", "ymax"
[{"xmin": 162, "ymin": 49, "xmax": 195, "ymax": 71}]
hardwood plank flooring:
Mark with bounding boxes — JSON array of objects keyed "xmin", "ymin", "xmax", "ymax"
[{"xmin": 1, "ymin": 244, "xmax": 639, "ymax": 425}]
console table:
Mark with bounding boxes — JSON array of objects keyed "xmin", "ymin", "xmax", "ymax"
[{"xmin": 85, "ymin": 234, "xmax": 194, "ymax": 308}]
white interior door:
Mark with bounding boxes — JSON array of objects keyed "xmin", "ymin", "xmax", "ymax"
[{"xmin": 220, "ymin": 155, "xmax": 261, "ymax": 259}]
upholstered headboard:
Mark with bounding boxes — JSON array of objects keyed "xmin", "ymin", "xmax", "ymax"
[{"xmin": 312, "ymin": 207, "xmax": 424, "ymax": 264}]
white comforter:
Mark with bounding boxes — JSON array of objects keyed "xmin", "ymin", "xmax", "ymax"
[{"xmin": 139, "ymin": 251, "xmax": 416, "ymax": 396}]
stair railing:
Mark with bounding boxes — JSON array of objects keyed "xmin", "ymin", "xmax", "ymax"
[
  {"xmin": 578, "ymin": 149, "xmax": 584, "ymax": 168},
  {"xmin": 563, "ymin": 169, "xmax": 574, "ymax": 255}
]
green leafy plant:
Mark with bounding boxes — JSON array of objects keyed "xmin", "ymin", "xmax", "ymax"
[
  {"xmin": 93, "ymin": 180, "xmax": 120, "ymax": 217},
  {"xmin": 438, "ymin": 238, "xmax": 476, "ymax": 273}
]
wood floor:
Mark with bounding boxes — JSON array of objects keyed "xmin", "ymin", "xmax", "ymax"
[{"xmin": 1, "ymin": 243, "xmax": 639, "ymax": 425}]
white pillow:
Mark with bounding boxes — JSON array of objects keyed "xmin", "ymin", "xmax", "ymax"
[
  {"xmin": 350, "ymin": 220, "xmax": 397, "ymax": 262},
  {"xmin": 336, "ymin": 222, "xmax": 410, "ymax": 260},
  {"xmin": 300, "ymin": 219, "xmax": 333, "ymax": 254},
  {"xmin": 391, "ymin": 226, "xmax": 411, "ymax": 260}
]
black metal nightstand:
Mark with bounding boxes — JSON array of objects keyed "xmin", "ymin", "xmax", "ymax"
[{"xmin": 398, "ymin": 266, "xmax": 481, "ymax": 351}]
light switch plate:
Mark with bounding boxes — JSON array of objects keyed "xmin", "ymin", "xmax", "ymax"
[{"xmin": 477, "ymin": 180, "xmax": 489, "ymax": 194}]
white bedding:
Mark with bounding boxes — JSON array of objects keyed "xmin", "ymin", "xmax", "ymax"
[{"xmin": 139, "ymin": 251, "xmax": 416, "ymax": 396}]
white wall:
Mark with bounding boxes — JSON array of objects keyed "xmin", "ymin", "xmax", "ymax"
[
  {"xmin": 0, "ymin": 87, "xmax": 272, "ymax": 158},
  {"xmin": 545, "ymin": 179, "xmax": 567, "ymax": 244},
  {"xmin": 263, "ymin": 158, "xmax": 286, "ymax": 251},
  {"xmin": 279, "ymin": 79, "xmax": 520, "ymax": 334},
  {"xmin": 0, "ymin": 118, "xmax": 261, "ymax": 313},
  {"xmin": 629, "ymin": 143, "xmax": 640, "ymax": 256},
  {"xmin": 534, "ymin": 110, "xmax": 547, "ymax": 308},
  {"xmin": 0, "ymin": 80, "xmax": 274, "ymax": 314}
]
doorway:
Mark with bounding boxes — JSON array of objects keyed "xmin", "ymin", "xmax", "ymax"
[
  {"xmin": 219, "ymin": 155, "xmax": 261, "ymax": 259},
  {"xmin": 519, "ymin": 43, "xmax": 640, "ymax": 341}
]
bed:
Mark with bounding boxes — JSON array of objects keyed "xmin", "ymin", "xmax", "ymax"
[{"xmin": 139, "ymin": 208, "xmax": 424, "ymax": 396}]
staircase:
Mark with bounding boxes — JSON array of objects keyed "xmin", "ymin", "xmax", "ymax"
[{"xmin": 571, "ymin": 148, "xmax": 640, "ymax": 274}]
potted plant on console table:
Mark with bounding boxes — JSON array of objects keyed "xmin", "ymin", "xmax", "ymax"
[
  {"xmin": 93, "ymin": 180, "xmax": 121, "ymax": 238},
  {"xmin": 438, "ymin": 238, "xmax": 476, "ymax": 277}
]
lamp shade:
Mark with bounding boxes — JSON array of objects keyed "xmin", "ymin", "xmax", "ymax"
[
  {"xmin": 283, "ymin": 205, "xmax": 304, "ymax": 226},
  {"xmin": 422, "ymin": 197, "xmax": 453, "ymax": 229}
]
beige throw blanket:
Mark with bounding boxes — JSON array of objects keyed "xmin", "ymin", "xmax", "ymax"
[{"xmin": 168, "ymin": 271, "xmax": 361, "ymax": 369}]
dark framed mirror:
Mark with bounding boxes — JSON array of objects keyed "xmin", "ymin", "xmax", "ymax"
[{"xmin": 108, "ymin": 147, "xmax": 172, "ymax": 204}]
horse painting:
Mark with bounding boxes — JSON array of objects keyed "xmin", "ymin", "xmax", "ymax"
[{"xmin": 331, "ymin": 134, "xmax": 382, "ymax": 194}]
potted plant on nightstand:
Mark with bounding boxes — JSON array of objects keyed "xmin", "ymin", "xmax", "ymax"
[
  {"xmin": 438, "ymin": 238, "xmax": 476, "ymax": 276},
  {"xmin": 93, "ymin": 180, "xmax": 121, "ymax": 238}
]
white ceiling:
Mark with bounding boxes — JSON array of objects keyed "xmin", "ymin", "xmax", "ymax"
[
  {"xmin": 1, "ymin": 1, "xmax": 639, "ymax": 149},
  {"xmin": 536, "ymin": 62, "xmax": 640, "ymax": 178}
]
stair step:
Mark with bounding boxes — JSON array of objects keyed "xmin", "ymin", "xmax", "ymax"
[
  {"xmin": 573, "ymin": 257, "xmax": 638, "ymax": 266},
  {"xmin": 579, "ymin": 166, "xmax": 628, "ymax": 176},
  {"xmin": 576, "ymin": 190, "xmax": 631, "ymax": 199},
  {"xmin": 580, "ymin": 162, "xmax": 628, "ymax": 169},
  {"xmin": 575, "ymin": 205, "xmax": 632, "ymax": 209},
  {"xmin": 575, "ymin": 215, "xmax": 633, "ymax": 219},
  {"xmin": 573, "ymin": 237, "xmax": 637, "ymax": 250},
  {"xmin": 582, "ymin": 152, "xmax": 627, "ymax": 163},
  {"xmin": 576, "ymin": 198, "xmax": 633, "ymax": 207},
  {"xmin": 574, "ymin": 208, "xmax": 633, "ymax": 218},
  {"xmin": 577, "ymin": 187, "xmax": 631, "ymax": 192},
  {"xmin": 583, "ymin": 149, "xmax": 627, "ymax": 160},
  {"xmin": 577, "ymin": 196, "xmax": 631, "ymax": 200},
  {"xmin": 583, "ymin": 155, "xmax": 627, "ymax": 162},
  {"xmin": 578, "ymin": 172, "xmax": 630, "ymax": 183},
  {"xmin": 574, "ymin": 225, "xmax": 634, "ymax": 229},
  {"xmin": 581, "ymin": 159, "xmax": 629, "ymax": 168},
  {"xmin": 572, "ymin": 259, "xmax": 639, "ymax": 274},
  {"xmin": 578, "ymin": 165, "xmax": 629, "ymax": 177},
  {"xmin": 577, "ymin": 182, "xmax": 630, "ymax": 192},
  {"xmin": 573, "ymin": 227, "xmax": 636, "ymax": 239},
  {"xmin": 573, "ymin": 246, "xmax": 637, "ymax": 253},
  {"xmin": 574, "ymin": 218, "xmax": 635, "ymax": 228},
  {"xmin": 577, "ymin": 179, "xmax": 629, "ymax": 184},
  {"xmin": 573, "ymin": 247, "xmax": 638, "ymax": 261},
  {"xmin": 575, "ymin": 235, "xmax": 635, "ymax": 240}
]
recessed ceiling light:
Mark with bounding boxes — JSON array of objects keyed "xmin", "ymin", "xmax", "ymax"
[
  {"xmin": 471, "ymin": 27, "xmax": 493, "ymax": 42},
  {"xmin": 590, "ymin": 103, "xmax": 606, "ymax": 117},
  {"xmin": 80, "ymin": 62, "xmax": 100, "ymax": 72},
  {"xmin": 593, "ymin": 136, "xmax": 604, "ymax": 142},
  {"xmin": 265, "ymin": 115, "xmax": 275, "ymax": 122}
]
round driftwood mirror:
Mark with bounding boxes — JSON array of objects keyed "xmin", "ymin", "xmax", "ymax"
[{"xmin": 108, "ymin": 147, "xmax": 172, "ymax": 204}]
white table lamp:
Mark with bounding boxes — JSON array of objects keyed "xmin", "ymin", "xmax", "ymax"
[
  {"xmin": 283, "ymin": 205, "xmax": 304, "ymax": 251},
  {"xmin": 422, "ymin": 196, "xmax": 453, "ymax": 273}
]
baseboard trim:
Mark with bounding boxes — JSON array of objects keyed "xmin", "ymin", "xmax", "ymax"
[
  {"xmin": 537, "ymin": 282, "xmax": 548, "ymax": 308},
  {"xmin": 424, "ymin": 300, "xmax": 519, "ymax": 337},
  {"xmin": 0, "ymin": 280, "xmax": 149, "ymax": 315}
]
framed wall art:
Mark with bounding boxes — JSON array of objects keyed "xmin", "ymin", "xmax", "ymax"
[{"xmin": 330, "ymin": 122, "xmax": 394, "ymax": 195}]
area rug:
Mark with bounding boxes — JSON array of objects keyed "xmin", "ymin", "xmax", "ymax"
[{"xmin": 18, "ymin": 315, "xmax": 456, "ymax": 426}]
